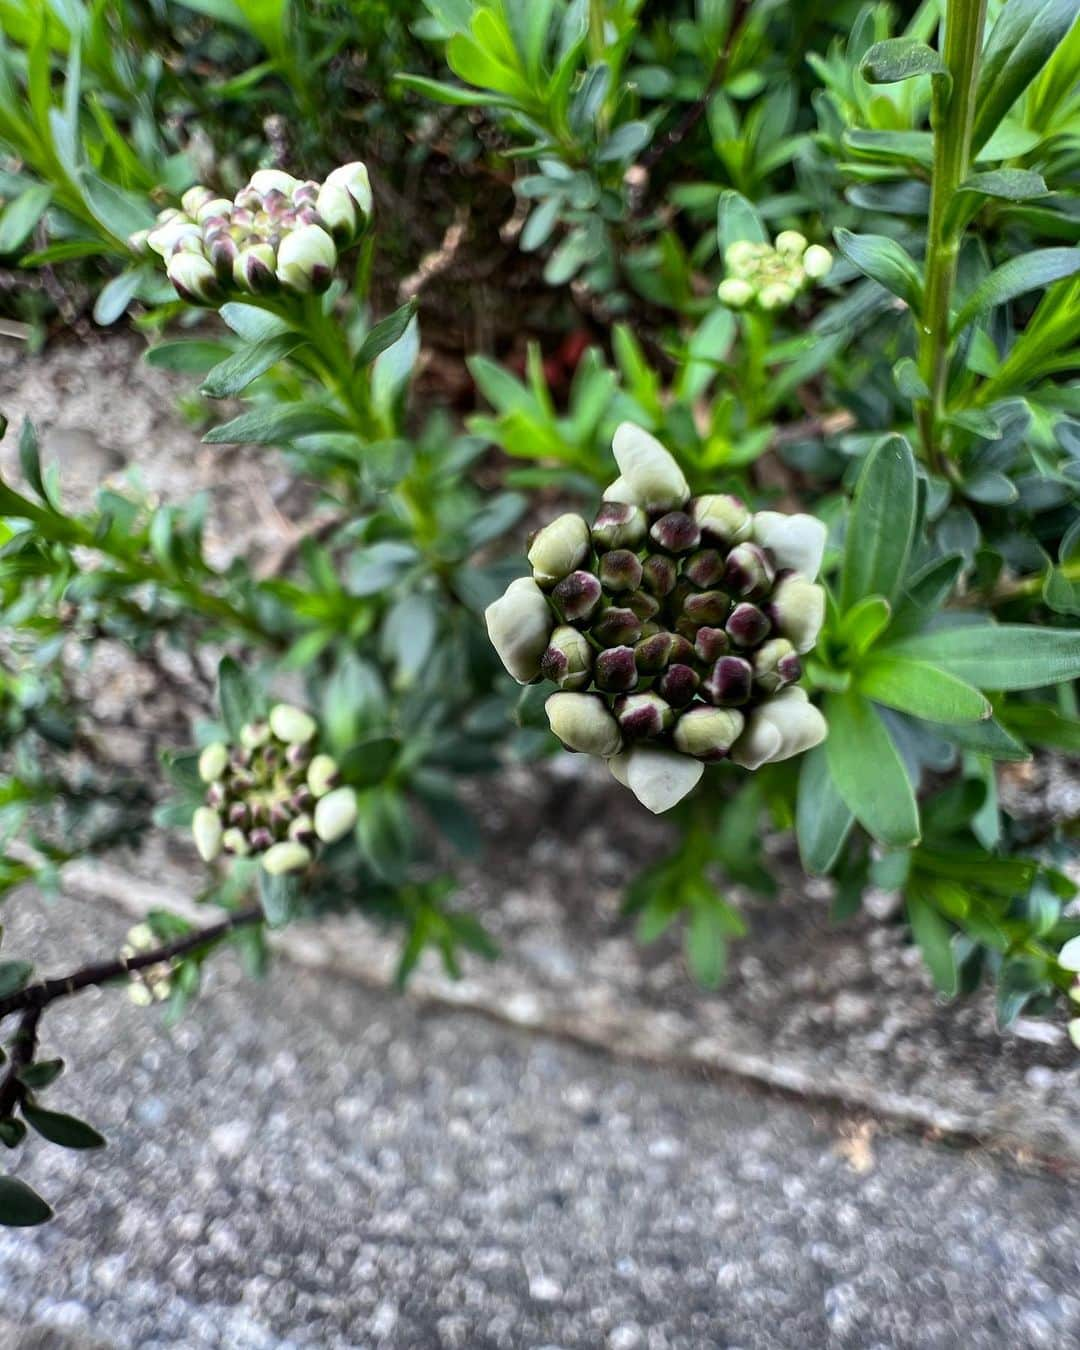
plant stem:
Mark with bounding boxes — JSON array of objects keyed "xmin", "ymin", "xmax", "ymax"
[{"xmin": 916, "ymin": 0, "xmax": 988, "ymax": 468}]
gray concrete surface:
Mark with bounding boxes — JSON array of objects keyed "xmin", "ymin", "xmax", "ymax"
[{"xmin": 2, "ymin": 893, "xmax": 1080, "ymax": 1350}]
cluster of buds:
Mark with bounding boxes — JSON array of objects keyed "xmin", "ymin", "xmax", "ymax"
[
  {"xmin": 485, "ymin": 424, "xmax": 828, "ymax": 813},
  {"xmin": 136, "ymin": 164, "xmax": 372, "ymax": 306},
  {"xmin": 192, "ymin": 703, "xmax": 358, "ymax": 875},
  {"xmin": 717, "ymin": 232, "xmax": 832, "ymax": 312},
  {"xmin": 122, "ymin": 924, "xmax": 172, "ymax": 1007}
]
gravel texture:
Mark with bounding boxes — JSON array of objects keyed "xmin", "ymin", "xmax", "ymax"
[{"xmin": 3, "ymin": 892, "xmax": 1080, "ymax": 1350}]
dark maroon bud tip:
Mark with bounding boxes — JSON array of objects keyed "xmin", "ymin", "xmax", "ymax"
[
  {"xmin": 552, "ymin": 570, "xmax": 603, "ymax": 624},
  {"xmin": 694, "ymin": 626, "xmax": 730, "ymax": 663},
  {"xmin": 683, "ymin": 548, "xmax": 725, "ymax": 589},
  {"xmin": 634, "ymin": 632, "xmax": 674, "ymax": 673},
  {"xmin": 228, "ymin": 801, "xmax": 249, "ymax": 826},
  {"xmin": 614, "ymin": 693, "xmax": 671, "ymax": 740},
  {"xmin": 625, "ymin": 588, "xmax": 660, "ymax": 621},
  {"xmin": 592, "ymin": 502, "xmax": 647, "ymax": 550},
  {"xmin": 683, "ymin": 589, "xmax": 731, "ymax": 627},
  {"xmin": 703, "ymin": 656, "xmax": 753, "ymax": 707},
  {"xmin": 249, "ymin": 826, "xmax": 274, "ymax": 851},
  {"xmin": 778, "ymin": 651, "xmax": 802, "ymax": 683},
  {"xmin": 723, "ymin": 542, "xmax": 776, "ymax": 600},
  {"xmin": 599, "ymin": 549, "xmax": 644, "ymax": 592},
  {"xmin": 649, "ymin": 511, "xmax": 701, "ymax": 554},
  {"xmin": 591, "ymin": 606, "xmax": 642, "ymax": 648},
  {"xmin": 642, "ymin": 555, "xmax": 678, "ymax": 597},
  {"xmin": 658, "ymin": 663, "xmax": 700, "ymax": 708},
  {"xmin": 725, "ymin": 602, "xmax": 772, "ymax": 648},
  {"xmin": 595, "ymin": 645, "xmax": 639, "ymax": 693}
]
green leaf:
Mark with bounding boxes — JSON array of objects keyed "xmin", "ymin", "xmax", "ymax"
[
  {"xmin": 958, "ymin": 169, "xmax": 1048, "ymax": 203},
  {"xmin": 951, "ymin": 248, "xmax": 1080, "ymax": 335},
  {"xmin": 717, "ymin": 190, "xmax": 767, "ymax": 251},
  {"xmin": 258, "ymin": 870, "xmax": 299, "ymax": 928},
  {"xmin": 22, "ymin": 1103, "xmax": 105, "ymax": 1149},
  {"xmin": 893, "ymin": 357, "xmax": 929, "ymax": 400},
  {"xmin": 882, "ymin": 625, "xmax": 1080, "ymax": 690},
  {"xmin": 16, "ymin": 1058, "xmax": 63, "ymax": 1089},
  {"xmin": 18, "ymin": 418, "xmax": 48, "ymax": 505},
  {"xmin": 857, "ymin": 657, "xmax": 991, "ymax": 723},
  {"xmin": 833, "ymin": 229, "xmax": 923, "ymax": 310},
  {"xmin": 0, "ymin": 960, "xmax": 33, "ymax": 998},
  {"xmin": 825, "ymin": 690, "xmax": 921, "ymax": 847},
  {"xmin": 685, "ymin": 903, "xmax": 728, "ymax": 988},
  {"xmin": 0, "ymin": 1175, "xmax": 52, "ymax": 1227},
  {"xmin": 999, "ymin": 703, "xmax": 1080, "ymax": 751},
  {"xmin": 200, "ymin": 334, "xmax": 303, "ymax": 399},
  {"xmin": 840, "ymin": 435, "xmax": 917, "ymax": 610},
  {"xmin": 145, "ymin": 340, "xmax": 233, "ymax": 374},
  {"xmin": 838, "ymin": 595, "xmax": 892, "ymax": 655},
  {"xmin": 355, "ymin": 299, "xmax": 418, "ymax": 367},
  {"xmin": 0, "ymin": 184, "xmax": 52, "ymax": 255},
  {"xmin": 219, "ymin": 302, "xmax": 292, "ymax": 342},
  {"xmin": 203, "ymin": 404, "xmax": 348, "ymax": 445},
  {"xmin": 906, "ymin": 892, "xmax": 958, "ymax": 995},
  {"xmin": 217, "ymin": 656, "xmax": 260, "ymax": 739},
  {"xmin": 393, "ymin": 73, "xmax": 517, "ymax": 108},
  {"xmin": 972, "ymin": 0, "xmax": 1079, "ymax": 154},
  {"xmin": 92, "ymin": 267, "xmax": 142, "ymax": 327},
  {"xmin": 337, "ymin": 735, "xmax": 399, "ymax": 789},
  {"xmin": 860, "ymin": 38, "xmax": 947, "ymax": 83},
  {"xmin": 937, "ymin": 717, "xmax": 1030, "ymax": 761},
  {"xmin": 796, "ymin": 743, "xmax": 855, "ymax": 874}
]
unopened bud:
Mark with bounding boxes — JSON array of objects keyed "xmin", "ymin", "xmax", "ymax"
[
  {"xmin": 249, "ymin": 825, "xmax": 275, "ymax": 851},
  {"xmin": 261, "ymin": 840, "xmax": 312, "ymax": 875},
  {"xmin": 193, "ymin": 806, "xmax": 223, "ymax": 862},
  {"xmin": 198, "ymin": 741, "xmax": 229, "ymax": 783},
  {"xmin": 181, "ymin": 185, "xmax": 215, "ymax": 217},
  {"xmin": 673, "ymin": 706, "xmax": 745, "ymax": 761},
  {"xmin": 148, "ymin": 216, "xmax": 200, "ymax": 257},
  {"xmin": 753, "ymin": 638, "xmax": 802, "ymax": 694},
  {"xmin": 758, "ymin": 282, "xmax": 796, "ymax": 311},
  {"xmin": 592, "ymin": 607, "xmax": 642, "ymax": 648},
  {"xmin": 614, "ymin": 692, "xmax": 673, "ymax": 740},
  {"xmin": 528, "ymin": 513, "xmax": 590, "ymax": 587},
  {"xmin": 657, "ymin": 663, "xmax": 699, "ymax": 707},
  {"xmin": 775, "ymin": 230, "xmax": 807, "ymax": 259},
  {"xmin": 485, "ymin": 576, "xmax": 554, "ymax": 682},
  {"xmin": 803, "ymin": 245, "xmax": 833, "ymax": 280},
  {"xmin": 591, "ymin": 502, "xmax": 647, "ymax": 550},
  {"xmin": 315, "ymin": 182, "xmax": 357, "ymax": 243},
  {"xmin": 595, "ymin": 645, "xmax": 639, "ymax": 693},
  {"xmin": 642, "ymin": 555, "xmax": 677, "ymax": 597},
  {"xmin": 683, "ymin": 590, "xmax": 730, "ymax": 627},
  {"xmin": 551, "ymin": 570, "xmax": 603, "ymax": 625},
  {"xmin": 269, "ymin": 703, "xmax": 317, "ymax": 745},
  {"xmin": 540, "ymin": 625, "xmax": 593, "ymax": 690},
  {"xmin": 167, "ymin": 252, "xmax": 221, "ymax": 305},
  {"xmin": 545, "ymin": 692, "xmax": 622, "ymax": 757},
  {"xmin": 702, "ymin": 656, "xmax": 753, "ymax": 707},
  {"xmin": 694, "ymin": 626, "xmax": 729, "ymax": 663},
  {"xmin": 207, "ymin": 232, "xmax": 239, "ymax": 282},
  {"xmin": 691, "ymin": 494, "xmax": 751, "ymax": 546},
  {"xmin": 683, "ymin": 549, "xmax": 725, "ymax": 589},
  {"xmin": 611, "ymin": 422, "xmax": 690, "ymax": 511},
  {"xmin": 223, "ymin": 827, "xmax": 250, "ymax": 856},
  {"xmin": 249, "ymin": 169, "xmax": 301, "ymax": 197},
  {"xmin": 649, "ymin": 511, "xmax": 700, "ymax": 554},
  {"xmin": 314, "ymin": 786, "xmax": 358, "ymax": 843},
  {"xmin": 196, "ymin": 197, "xmax": 233, "ymax": 226},
  {"xmin": 724, "ymin": 542, "xmax": 775, "ymax": 599},
  {"xmin": 241, "ymin": 721, "xmax": 271, "ymax": 750},
  {"xmin": 307, "ymin": 753, "xmax": 341, "ymax": 798},
  {"xmin": 730, "ymin": 687, "xmax": 827, "ymax": 769},
  {"xmin": 767, "ymin": 574, "xmax": 826, "ymax": 654},
  {"xmin": 276, "ymin": 224, "xmax": 337, "ymax": 293},
  {"xmin": 288, "ymin": 813, "xmax": 316, "ymax": 844},
  {"xmin": 233, "ymin": 243, "xmax": 278, "ymax": 294},
  {"xmin": 717, "ymin": 278, "xmax": 754, "ymax": 309},
  {"xmin": 599, "ymin": 549, "xmax": 643, "ymax": 592},
  {"xmin": 625, "ymin": 589, "xmax": 661, "ymax": 621},
  {"xmin": 725, "ymin": 602, "xmax": 771, "ymax": 648},
  {"xmin": 725, "ymin": 240, "xmax": 761, "ymax": 275},
  {"xmin": 324, "ymin": 161, "xmax": 373, "ymax": 223}
]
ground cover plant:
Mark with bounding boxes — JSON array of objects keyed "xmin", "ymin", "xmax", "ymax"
[{"xmin": 0, "ymin": 0, "xmax": 1079, "ymax": 1226}]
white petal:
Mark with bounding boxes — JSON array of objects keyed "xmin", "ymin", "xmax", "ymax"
[
  {"xmin": 608, "ymin": 753, "xmax": 632, "ymax": 788},
  {"xmin": 484, "ymin": 576, "xmax": 553, "ymax": 683},
  {"xmin": 620, "ymin": 747, "xmax": 704, "ymax": 813},
  {"xmin": 1059, "ymin": 936, "xmax": 1080, "ymax": 972},
  {"xmin": 602, "ymin": 475, "xmax": 638, "ymax": 505},
  {"xmin": 611, "ymin": 423, "xmax": 690, "ymax": 511},
  {"xmin": 729, "ymin": 715, "xmax": 784, "ymax": 770},
  {"xmin": 751, "ymin": 511, "xmax": 827, "ymax": 580},
  {"xmin": 759, "ymin": 689, "xmax": 828, "ymax": 764}
]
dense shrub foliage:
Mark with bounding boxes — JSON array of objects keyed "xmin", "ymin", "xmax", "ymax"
[{"xmin": 0, "ymin": 0, "xmax": 1079, "ymax": 1223}]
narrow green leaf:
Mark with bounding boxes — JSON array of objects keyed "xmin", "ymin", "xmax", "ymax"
[
  {"xmin": 958, "ymin": 169, "xmax": 1048, "ymax": 203},
  {"xmin": 717, "ymin": 190, "xmax": 767, "ymax": 251},
  {"xmin": 999, "ymin": 703, "xmax": 1080, "ymax": 751},
  {"xmin": 838, "ymin": 595, "xmax": 892, "ymax": 655},
  {"xmin": 16, "ymin": 1058, "xmax": 63, "ymax": 1089},
  {"xmin": 0, "ymin": 184, "xmax": 53, "ymax": 255},
  {"xmin": 860, "ymin": 38, "xmax": 947, "ymax": 83},
  {"xmin": 0, "ymin": 1175, "xmax": 52, "ymax": 1227},
  {"xmin": 893, "ymin": 356, "xmax": 929, "ymax": 400},
  {"xmin": 796, "ymin": 743, "xmax": 854, "ymax": 875},
  {"xmin": 972, "ymin": 0, "xmax": 1079, "ymax": 154},
  {"xmin": 951, "ymin": 247, "xmax": 1080, "ymax": 335},
  {"xmin": 825, "ymin": 690, "xmax": 921, "ymax": 847},
  {"xmin": 393, "ymin": 73, "xmax": 517, "ymax": 108},
  {"xmin": 200, "ymin": 334, "xmax": 302, "ymax": 399},
  {"xmin": 857, "ymin": 657, "xmax": 992, "ymax": 723},
  {"xmin": 882, "ymin": 625, "xmax": 1080, "ymax": 690},
  {"xmin": 906, "ymin": 892, "xmax": 958, "ymax": 995},
  {"xmin": 217, "ymin": 656, "xmax": 260, "ymax": 739},
  {"xmin": 22, "ymin": 1103, "xmax": 105, "ymax": 1149},
  {"xmin": 833, "ymin": 229, "xmax": 923, "ymax": 310},
  {"xmin": 203, "ymin": 404, "xmax": 348, "ymax": 445},
  {"xmin": 355, "ymin": 299, "xmax": 418, "ymax": 368},
  {"xmin": 92, "ymin": 267, "xmax": 142, "ymax": 327},
  {"xmin": 937, "ymin": 717, "xmax": 1031, "ymax": 761},
  {"xmin": 840, "ymin": 435, "xmax": 917, "ymax": 610},
  {"xmin": 0, "ymin": 960, "xmax": 33, "ymax": 998}
]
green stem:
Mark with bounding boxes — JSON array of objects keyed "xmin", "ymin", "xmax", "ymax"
[{"xmin": 916, "ymin": 0, "xmax": 988, "ymax": 469}]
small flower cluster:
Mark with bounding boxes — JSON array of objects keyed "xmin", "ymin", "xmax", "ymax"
[
  {"xmin": 137, "ymin": 164, "xmax": 372, "ymax": 306},
  {"xmin": 717, "ymin": 232, "xmax": 832, "ymax": 312},
  {"xmin": 485, "ymin": 424, "xmax": 828, "ymax": 813},
  {"xmin": 192, "ymin": 703, "xmax": 358, "ymax": 875},
  {"xmin": 122, "ymin": 924, "xmax": 172, "ymax": 1007}
]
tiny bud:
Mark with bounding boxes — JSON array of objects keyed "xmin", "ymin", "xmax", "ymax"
[
  {"xmin": 249, "ymin": 826, "xmax": 275, "ymax": 852},
  {"xmin": 276, "ymin": 223, "xmax": 337, "ymax": 293},
  {"xmin": 198, "ymin": 741, "xmax": 229, "ymax": 783},
  {"xmin": 642, "ymin": 554, "xmax": 678, "ymax": 597},
  {"xmin": 240, "ymin": 721, "xmax": 271, "ymax": 750},
  {"xmin": 614, "ymin": 692, "xmax": 673, "ymax": 740},
  {"xmin": 724, "ymin": 240, "xmax": 761, "ymax": 275},
  {"xmin": 261, "ymin": 840, "xmax": 312, "ymax": 875},
  {"xmin": 673, "ymin": 706, "xmax": 745, "ymax": 761},
  {"xmin": 528, "ymin": 513, "xmax": 591, "ymax": 587},
  {"xmin": 595, "ymin": 645, "xmax": 639, "ymax": 693},
  {"xmin": 702, "ymin": 656, "xmax": 753, "ymax": 707},
  {"xmin": 166, "ymin": 252, "xmax": 221, "ymax": 305},
  {"xmin": 717, "ymin": 278, "xmax": 754, "ymax": 309},
  {"xmin": 625, "ymin": 589, "xmax": 661, "ymax": 621},
  {"xmin": 657, "ymin": 663, "xmax": 700, "ymax": 708},
  {"xmin": 233, "ymin": 243, "xmax": 278, "ymax": 294},
  {"xmin": 725, "ymin": 602, "xmax": 771, "ymax": 648},
  {"xmin": 723, "ymin": 542, "xmax": 775, "ymax": 599},
  {"xmin": 223, "ymin": 827, "xmax": 250, "ymax": 856},
  {"xmin": 599, "ymin": 549, "xmax": 644, "ymax": 593},
  {"xmin": 540, "ymin": 625, "xmax": 593, "ymax": 691},
  {"xmin": 205, "ymin": 781, "xmax": 227, "ymax": 810},
  {"xmin": 291, "ymin": 786, "xmax": 315, "ymax": 812},
  {"xmin": 207, "ymin": 232, "xmax": 239, "ymax": 282},
  {"xmin": 192, "ymin": 806, "xmax": 224, "ymax": 862},
  {"xmin": 228, "ymin": 801, "xmax": 250, "ymax": 827},
  {"xmin": 649, "ymin": 511, "xmax": 701, "ymax": 554},
  {"xmin": 683, "ymin": 589, "xmax": 731, "ymax": 627},
  {"xmin": 196, "ymin": 197, "xmax": 234, "ymax": 226},
  {"xmin": 694, "ymin": 626, "xmax": 730, "ymax": 663},
  {"xmin": 127, "ymin": 228, "xmax": 151, "ymax": 255},
  {"xmin": 767, "ymin": 574, "xmax": 826, "ymax": 654},
  {"xmin": 307, "ymin": 753, "xmax": 341, "ymax": 798},
  {"xmin": 181, "ymin": 185, "xmax": 215, "ymax": 217},
  {"xmin": 635, "ymin": 631, "xmax": 676, "ymax": 674},
  {"xmin": 314, "ymin": 786, "xmax": 359, "ymax": 843},
  {"xmin": 591, "ymin": 502, "xmax": 647, "ymax": 550},
  {"xmin": 545, "ymin": 692, "xmax": 623, "ymax": 757},
  {"xmin": 591, "ymin": 607, "xmax": 642, "ymax": 648},
  {"xmin": 758, "ymin": 281, "xmax": 796, "ymax": 311},
  {"xmin": 288, "ymin": 813, "xmax": 316, "ymax": 844},
  {"xmin": 269, "ymin": 703, "xmax": 318, "ymax": 745},
  {"xmin": 683, "ymin": 549, "xmax": 725, "ymax": 589},
  {"xmin": 691, "ymin": 494, "xmax": 752, "ymax": 546},
  {"xmin": 551, "ymin": 570, "xmax": 603, "ymax": 625},
  {"xmin": 286, "ymin": 742, "xmax": 312, "ymax": 769},
  {"xmin": 753, "ymin": 638, "xmax": 802, "ymax": 694},
  {"xmin": 803, "ymin": 244, "xmax": 833, "ymax": 280},
  {"xmin": 774, "ymin": 230, "xmax": 807, "ymax": 259}
]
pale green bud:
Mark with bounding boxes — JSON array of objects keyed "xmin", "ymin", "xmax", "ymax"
[
  {"xmin": 222, "ymin": 827, "xmax": 250, "ymax": 856},
  {"xmin": 774, "ymin": 230, "xmax": 807, "ymax": 259},
  {"xmin": 528, "ymin": 513, "xmax": 591, "ymax": 587},
  {"xmin": 758, "ymin": 282, "xmax": 797, "ymax": 312},
  {"xmin": 315, "ymin": 181, "xmax": 357, "ymax": 243},
  {"xmin": 485, "ymin": 576, "xmax": 553, "ymax": 684},
  {"xmin": 691, "ymin": 493, "xmax": 752, "ymax": 546},
  {"xmin": 276, "ymin": 224, "xmax": 337, "ymax": 293},
  {"xmin": 751, "ymin": 511, "xmax": 827, "ymax": 580},
  {"xmin": 193, "ymin": 806, "xmax": 223, "ymax": 862},
  {"xmin": 803, "ymin": 244, "xmax": 833, "ymax": 280},
  {"xmin": 240, "ymin": 721, "xmax": 271, "ymax": 750},
  {"xmin": 611, "ymin": 422, "xmax": 690, "ymax": 512},
  {"xmin": 324, "ymin": 161, "xmax": 373, "ymax": 222},
  {"xmin": 181, "ymin": 185, "xmax": 215, "ymax": 217},
  {"xmin": 307, "ymin": 753, "xmax": 340, "ymax": 798},
  {"xmin": 767, "ymin": 574, "xmax": 826, "ymax": 654},
  {"xmin": 717, "ymin": 278, "xmax": 754, "ymax": 309},
  {"xmin": 198, "ymin": 741, "xmax": 229, "ymax": 783},
  {"xmin": 128, "ymin": 228, "xmax": 151, "ymax": 256},
  {"xmin": 233, "ymin": 243, "xmax": 278, "ymax": 294},
  {"xmin": 608, "ymin": 747, "xmax": 703, "ymax": 814},
  {"xmin": 167, "ymin": 252, "xmax": 222, "ymax": 305},
  {"xmin": 313, "ymin": 785, "xmax": 358, "ymax": 843},
  {"xmin": 261, "ymin": 840, "xmax": 312, "ymax": 875},
  {"xmin": 672, "ymin": 705, "xmax": 745, "ymax": 761},
  {"xmin": 540, "ymin": 625, "xmax": 593, "ymax": 690},
  {"xmin": 195, "ymin": 197, "xmax": 233, "ymax": 226},
  {"xmin": 724, "ymin": 240, "xmax": 761, "ymax": 276},
  {"xmin": 249, "ymin": 169, "xmax": 301, "ymax": 196},
  {"xmin": 545, "ymin": 692, "xmax": 622, "ymax": 758},
  {"xmin": 148, "ymin": 216, "xmax": 199, "ymax": 257},
  {"xmin": 269, "ymin": 703, "xmax": 317, "ymax": 745}
]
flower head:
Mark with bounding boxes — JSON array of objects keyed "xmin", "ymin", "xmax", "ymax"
[{"xmin": 718, "ymin": 231, "xmax": 833, "ymax": 313}]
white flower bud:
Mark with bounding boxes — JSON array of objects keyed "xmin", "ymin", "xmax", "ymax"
[
  {"xmin": 148, "ymin": 216, "xmax": 200, "ymax": 257},
  {"xmin": 725, "ymin": 240, "xmax": 761, "ymax": 275},
  {"xmin": 730, "ymin": 687, "xmax": 827, "ymax": 770},
  {"xmin": 313, "ymin": 785, "xmax": 358, "ymax": 843},
  {"xmin": 528, "ymin": 513, "xmax": 591, "ymax": 587},
  {"xmin": 307, "ymin": 753, "xmax": 340, "ymax": 798},
  {"xmin": 608, "ymin": 747, "xmax": 704, "ymax": 814},
  {"xmin": 249, "ymin": 169, "xmax": 301, "ymax": 196},
  {"xmin": 324, "ymin": 161, "xmax": 373, "ymax": 221},
  {"xmin": 192, "ymin": 806, "xmax": 223, "ymax": 862},
  {"xmin": 195, "ymin": 197, "xmax": 233, "ymax": 225},
  {"xmin": 198, "ymin": 741, "xmax": 229, "ymax": 783},
  {"xmin": 276, "ymin": 224, "xmax": 337, "ymax": 293},
  {"xmin": 315, "ymin": 181, "xmax": 357, "ymax": 242},
  {"xmin": 803, "ymin": 244, "xmax": 833, "ymax": 280},
  {"xmin": 751, "ymin": 511, "xmax": 827, "ymax": 580},
  {"xmin": 775, "ymin": 230, "xmax": 807, "ymax": 258},
  {"xmin": 233, "ymin": 243, "xmax": 278, "ymax": 293},
  {"xmin": 691, "ymin": 494, "xmax": 752, "ymax": 546},
  {"xmin": 672, "ymin": 706, "xmax": 745, "ymax": 761},
  {"xmin": 485, "ymin": 576, "xmax": 553, "ymax": 684},
  {"xmin": 261, "ymin": 840, "xmax": 312, "ymax": 875},
  {"xmin": 768, "ymin": 574, "xmax": 826, "ymax": 654},
  {"xmin": 545, "ymin": 692, "xmax": 622, "ymax": 757},
  {"xmin": 166, "ymin": 252, "xmax": 221, "ymax": 305},
  {"xmin": 240, "ymin": 721, "xmax": 271, "ymax": 750},
  {"xmin": 758, "ymin": 282, "xmax": 797, "ymax": 311},
  {"xmin": 269, "ymin": 703, "xmax": 317, "ymax": 744},
  {"xmin": 611, "ymin": 423, "xmax": 690, "ymax": 512},
  {"xmin": 222, "ymin": 827, "xmax": 250, "ymax": 856},
  {"xmin": 717, "ymin": 278, "xmax": 754, "ymax": 309}
]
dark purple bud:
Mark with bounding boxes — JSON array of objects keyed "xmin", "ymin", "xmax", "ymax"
[
  {"xmin": 269, "ymin": 801, "xmax": 292, "ymax": 828},
  {"xmin": 599, "ymin": 549, "xmax": 644, "ymax": 593},
  {"xmin": 552, "ymin": 570, "xmax": 603, "ymax": 624},
  {"xmin": 658, "ymin": 663, "xmax": 700, "ymax": 708},
  {"xmin": 249, "ymin": 826, "xmax": 275, "ymax": 851},
  {"xmin": 642, "ymin": 555, "xmax": 678, "ymax": 597},
  {"xmin": 694, "ymin": 626, "xmax": 730, "ymax": 663},
  {"xmin": 702, "ymin": 656, "xmax": 753, "ymax": 707},
  {"xmin": 205, "ymin": 781, "xmax": 227, "ymax": 810},
  {"xmin": 625, "ymin": 588, "xmax": 660, "ymax": 621},
  {"xmin": 207, "ymin": 233, "xmax": 238, "ymax": 282},
  {"xmin": 228, "ymin": 801, "xmax": 250, "ymax": 827},
  {"xmin": 634, "ymin": 630, "xmax": 692, "ymax": 673},
  {"xmin": 723, "ymin": 542, "xmax": 775, "ymax": 600},
  {"xmin": 286, "ymin": 742, "xmax": 312, "ymax": 769},
  {"xmin": 591, "ymin": 606, "xmax": 642, "ymax": 648},
  {"xmin": 752, "ymin": 638, "xmax": 802, "ymax": 694},
  {"xmin": 595, "ymin": 645, "xmax": 639, "ymax": 693},
  {"xmin": 291, "ymin": 786, "xmax": 315, "ymax": 812},
  {"xmin": 674, "ymin": 616, "xmax": 701, "ymax": 644},
  {"xmin": 725, "ymin": 602, "xmax": 772, "ymax": 648},
  {"xmin": 540, "ymin": 625, "xmax": 593, "ymax": 691},
  {"xmin": 614, "ymin": 692, "xmax": 673, "ymax": 740},
  {"xmin": 683, "ymin": 548, "xmax": 725, "ymax": 589},
  {"xmin": 592, "ymin": 502, "xmax": 647, "ymax": 550},
  {"xmin": 649, "ymin": 511, "xmax": 701, "ymax": 555},
  {"xmin": 683, "ymin": 590, "xmax": 731, "ymax": 627}
]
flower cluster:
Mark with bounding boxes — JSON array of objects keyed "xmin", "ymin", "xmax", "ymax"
[
  {"xmin": 192, "ymin": 703, "xmax": 358, "ymax": 875},
  {"xmin": 717, "ymin": 232, "xmax": 832, "ymax": 312},
  {"xmin": 122, "ymin": 925, "xmax": 172, "ymax": 1007},
  {"xmin": 137, "ymin": 164, "xmax": 372, "ymax": 306},
  {"xmin": 485, "ymin": 424, "xmax": 828, "ymax": 813}
]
